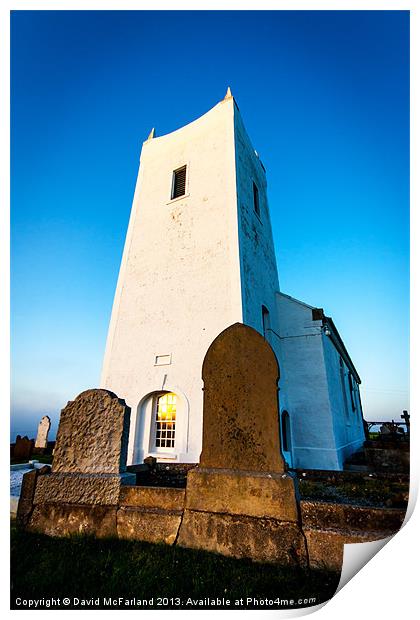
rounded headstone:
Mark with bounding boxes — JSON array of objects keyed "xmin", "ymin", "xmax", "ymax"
[{"xmin": 200, "ymin": 323, "xmax": 285, "ymax": 473}]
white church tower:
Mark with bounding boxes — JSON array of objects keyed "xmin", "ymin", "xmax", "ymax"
[{"xmin": 101, "ymin": 89, "xmax": 282, "ymax": 465}]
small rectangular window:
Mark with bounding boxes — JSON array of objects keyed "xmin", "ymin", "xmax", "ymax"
[
  {"xmin": 171, "ymin": 165, "xmax": 187, "ymax": 199},
  {"xmin": 253, "ymin": 181, "xmax": 260, "ymax": 217}
]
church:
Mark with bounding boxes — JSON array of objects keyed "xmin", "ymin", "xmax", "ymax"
[{"xmin": 100, "ymin": 89, "xmax": 366, "ymax": 471}]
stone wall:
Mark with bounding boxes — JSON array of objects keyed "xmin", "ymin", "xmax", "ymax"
[
  {"xmin": 364, "ymin": 441, "xmax": 410, "ymax": 473},
  {"xmin": 22, "ymin": 475, "xmax": 405, "ymax": 570},
  {"xmin": 301, "ymin": 500, "xmax": 405, "ymax": 570}
]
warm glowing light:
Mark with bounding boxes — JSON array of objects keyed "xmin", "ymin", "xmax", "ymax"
[{"xmin": 155, "ymin": 392, "xmax": 177, "ymax": 448}]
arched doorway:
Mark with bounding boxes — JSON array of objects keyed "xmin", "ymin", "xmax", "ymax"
[{"xmin": 129, "ymin": 388, "xmax": 189, "ymax": 465}]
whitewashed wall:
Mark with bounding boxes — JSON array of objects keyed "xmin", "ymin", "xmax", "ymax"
[
  {"xmin": 276, "ymin": 293, "xmax": 365, "ymax": 470},
  {"xmin": 276, "ymin": 293, "xmax": 340, "ymax": 469},
  {"xmin": 322, "ymin": 334, "xmax": 365, "ymax": 466},
  {"xmin": 233, "ymin": 106, "xmax": 281, "ymax": 339},
  {"xmin": 101, "ymin": 96, "xmax": 243, "ymax": 464}
]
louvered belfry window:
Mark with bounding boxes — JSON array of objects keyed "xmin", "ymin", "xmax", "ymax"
[{"xmin": 172, "ymin": 165, "xmax": 187, "ymax": 199}]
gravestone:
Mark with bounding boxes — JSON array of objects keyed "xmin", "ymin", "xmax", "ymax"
[
  {"xmin": 13, "ymin": 436, "xmax": 34, "ymax": 461},
  {"xmin": 200, "ymin": 322, "xmax": 285, "ymax": 472},
  {"xmin": 52, "ymin": 389, "xmax": 131, "ymax": 475},
  {"xmin": 178, "ymin": 323, "xmax": 307, "ymax": 565},
  {"xmin": 25, "ymin": 389, "xmax": 135, "ymax": 537},
  {"xmin": 401, "ymin": 410, "xmax": 410, "ymax": 434},
  {"xmin": 34, "ymin": 416, "xmax": 51, "ymax": 452}
]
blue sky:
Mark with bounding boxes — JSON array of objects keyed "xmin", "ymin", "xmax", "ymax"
[{"xmin": 11, "ymin": 10, "xmax": 409, "ymax": 440}]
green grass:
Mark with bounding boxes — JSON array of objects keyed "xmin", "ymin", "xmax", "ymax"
[
  {"xmin": 31, "ymin": 454, "xmax": 53, "ymax": 464},
  {"xmin": 299, "ymin": 478, "xmax": 408, "ymax": 507},
  {"xmin": 11, "ymin": 523, "xmax": 340, "ymax": 610}
]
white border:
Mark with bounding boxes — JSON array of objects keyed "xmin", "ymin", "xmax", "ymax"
[{"xmin": 2, "ymin": 3, "xmax": 416, "ymax": 619}]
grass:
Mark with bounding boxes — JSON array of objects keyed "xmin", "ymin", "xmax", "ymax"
[
  {"xmin": 11, "ymin": 522, "xmax": 340, "ymax": 610},
  {"xmin": 299, "ymin": 478, "xmax": 409, "ymax": 508}
]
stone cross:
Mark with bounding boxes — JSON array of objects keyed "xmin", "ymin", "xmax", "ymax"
[
  {"xmin": 34, "ymin": 415, "xmax": 51, "ymax": 449},
  {"xmin": 401, "ymin": 410, "xmax": 410, "ymax": 433},
  {"xmin": 199, "ymin": 322, "xmax": 285, "ymax": 473}
]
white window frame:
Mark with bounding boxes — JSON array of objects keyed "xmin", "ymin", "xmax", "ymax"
[{"xmin": 149, "ymin": 392, "xmax": 177, "ymax": 454}]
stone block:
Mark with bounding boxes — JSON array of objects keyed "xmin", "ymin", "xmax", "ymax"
[
  {"xmin": 16, "ymin": 466, "xmax": 51, "ymax": 526},
  {"xmin": 117, "ymin": 506, "xmax": 182, "ymax": 545},
  {"xmin": 177, "ymin": 509, "xmax": 307, "ymax": 566},
  {"xmin": 16, "ymin": 469, "xmax": 39, "ymax": 526},
  {"xmin": 365, "ymin": 445, "xmax": 410, "ymax": 473},
  {"xmin": 185, "ymin": 467, "xmax": 299, "ymax": 521},
  {"xmin": 34, "ymin": 472, "xmax": 136, "ymax": 506},
  {"xmin": 119, "ymin": 485, "xmax": 185, "ymax": 511},
  {"xmin": 28, "ymin": 503, "xmax": 117, "ymax": 538},
  {"xmin": 303, "ymin": 527, "xmax": 392, "ymax": 571},
  {"xmin": 10, "ymin": 497, "xmax": 19, "ymax": 517},
  {"xmin": 300, "ymin": 500, "xmax": 405, "ymax": 534}
]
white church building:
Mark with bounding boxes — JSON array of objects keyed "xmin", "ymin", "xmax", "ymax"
[{"xmin": 100, "ymin": 89, "xmax": 366, "ymax": 471}]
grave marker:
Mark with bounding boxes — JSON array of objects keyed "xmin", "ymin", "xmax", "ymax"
[
  {"xmin": 13, "ymin": 436, "xmax": 34, "ymax": 462},
  {"xmin": 178, "ymin": 323, "xmax": 306, "ymax": 565},
  {"xmin": 34, "ymin": 416, "xmax": 51, "ymax": 452},
  {"xmin": 25, "ymin": 389, "xmax": 135, "ymax": 537}
]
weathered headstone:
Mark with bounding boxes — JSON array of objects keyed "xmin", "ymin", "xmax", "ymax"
[
  {"xmin": 178, "ymin": 323, "xmax": 307, "ymax": 565},
  {"xmin": 52, "ymin": 389, "xmax": 131, "ymax": 475},
  {"xmin": 34, "ymin": 416, "xmax": 51, "ymax": 451},
  {"xmin": 13, "ymin": 436, "xmax": 34, "ymax": 461},
  {"xmin": 26, "ymin": 389, "xmax": 135, "ymax": 537},
  {"xmin": 200, "ymin": 322, "xmax": 285, "ymax": 472}
]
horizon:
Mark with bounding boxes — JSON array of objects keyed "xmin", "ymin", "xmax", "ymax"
[{"xmin": 11, "ymin": 10, "xmax": 409, "ymax": 441}]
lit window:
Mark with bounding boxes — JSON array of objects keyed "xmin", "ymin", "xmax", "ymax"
[
  {"xmin": 253, "ymin": 181, "xmax": 260, "ymax": 217},
  {"xmin": 154, "ymin": 392, "xmax": 176, "ymax": 449},
  {"xmin": 171, "ymin": 166, "xmax": 187, "ymax": 199}
]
